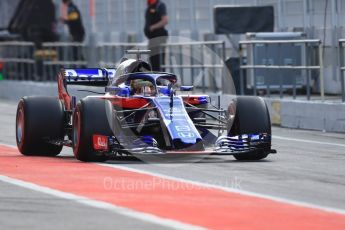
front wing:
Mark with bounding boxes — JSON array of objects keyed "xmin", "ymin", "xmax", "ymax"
[{"xmin": 101, "ymin": 133, "xmax": 276, "ymax": 156}]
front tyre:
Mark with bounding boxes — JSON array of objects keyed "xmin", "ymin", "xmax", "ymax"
[
  {"xmin": 16, "ymin": 96, "xmax": 64, "ymax": 156},
  {"xmin": 72, "ymin": 97, "xmax": 113, "ymax": 162},
  {"xmin": 228, "ymin": 96, "xmax": 271, "ymax": 161}
]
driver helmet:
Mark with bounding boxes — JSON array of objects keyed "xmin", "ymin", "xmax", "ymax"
[{"xmin": 130, "ymin": 80, "xmax": 156, "ymax": 96}]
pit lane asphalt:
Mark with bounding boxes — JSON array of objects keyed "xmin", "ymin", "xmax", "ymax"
[{"xmin": 1, "ymin": 99, "xmax": 345, "ymax": 229}]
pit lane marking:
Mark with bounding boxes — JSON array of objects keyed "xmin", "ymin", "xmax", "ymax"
[
  {"xmin": 0, "ymin": 175, "xmax": 203, "ymax": 230},
  {"xmin": 99, "ymin": 163, "xmax": 345, "ymax": 216},
  {"xmin": 2, "ymin": 143, "xmax": 345, "ymax": 230},
  {"xmin": 3, "ymin": 143, "xmax": 345, "ymax": 215}
]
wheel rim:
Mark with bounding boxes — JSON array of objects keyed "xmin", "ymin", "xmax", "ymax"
[
  {"xmin": 73, "ymin": 111, "xmax": 80, "ymax": 149},
  {"xmin": 228, "ymin": 101, "xmax": 236, "ymax": 118},
  {"xmin": 227, "ymin": 101, "xmax": 236, "ymax": 132},
  {"xmin": 16, "ymin": 107, "xmax": 24, "ymax": 146}
]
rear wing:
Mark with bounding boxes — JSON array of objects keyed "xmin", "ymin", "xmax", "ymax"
[{"xmin": 63, "ymin": 68, "xmax": 116, "ymax": 86}]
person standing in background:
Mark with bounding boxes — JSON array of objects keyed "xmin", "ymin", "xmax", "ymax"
[
  {"xmin": 60, "ymin": 0, "xmax": 85, "ymax": 61},
  {"xmin": 144, "ymin": 0, "xmax": 169, "ymax": 71},
  {"xmin": 60, "ymin": 0, "xmax": 85, "ymax": 42}
]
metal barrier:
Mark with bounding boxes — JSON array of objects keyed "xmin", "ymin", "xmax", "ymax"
[
  {"xmin": 40, "ymin": 42, "xmax": 87, "ymax": 81},
  {"xmin": 162, "ymin": 41, "xmax": 226, "ymax": 93},
  {"xmin": 0, "ymin": 41, "xmax": 36, "ymax": 80},
  {"xmin": 239, "ymin": 39, "xmax": 324, "ymax": 101},
  {"xmin": 0, "ymin": 40, "xmax": 225, "ymax": 92},
  {"xmin": 98, "ymin": 43, "xmax": 147, "ymax": 68},
  {"xmin": 338, "ymin": 39, "xmax": 345, "ymax": 102},
  {"xmin": 0, "ymin": 41, "xmax": 87, "ymax": 81},
  {"xmin": 97, "ymin": 41, "xmax": 226, "ymax": 92}
]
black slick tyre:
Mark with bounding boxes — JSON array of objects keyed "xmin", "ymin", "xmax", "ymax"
[
  {"xmin": 72, "ymin": 97, "xmax": 113, "ymax": 162},
  {"xmin": 228, "ymin": 96, "xmax": 271, "ymax": 161},
  {"xmin": 16, "ymin": 96, "xmax": 64, "ymax": 156}
]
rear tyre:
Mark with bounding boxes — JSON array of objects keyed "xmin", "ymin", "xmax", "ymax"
[
  {"xmin": 228, "ymin": 96, "xmax": 271, "ymax": 161},
  {"xmin": 72, "ymin": 97, "xmax": 113, "ymax": 162},
  {"xmin": 16, "ymin": 96, "xmax": 64, "ymax": 156}
]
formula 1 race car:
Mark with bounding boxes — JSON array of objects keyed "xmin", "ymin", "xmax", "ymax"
[{"xmin": 16, "ymin": 51, "xmax": 276, "ymax": 162}]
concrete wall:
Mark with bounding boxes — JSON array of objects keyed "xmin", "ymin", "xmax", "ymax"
[
  {"xmin": 265, "ymin": 99, "xmax": 345, "ymax": 133},
  {"xmin": 0, "ymin": 80, "xmax": 101, "ymax": 103},
  {"xmin": 1, "ymin": 80, "xmax": 345, "ymax": 133}
]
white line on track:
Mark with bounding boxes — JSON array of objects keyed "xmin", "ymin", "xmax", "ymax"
[
  {"xmin": 274, "ymin": 135, "xmax": 345, "ymax": 148},
  {"xmin": 0, "ymin": 175, "xmax": 204, "ymax": 230},
  {"xmin": 99, "ymin": 163, "xmax": 345, "ymax": 216}
]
